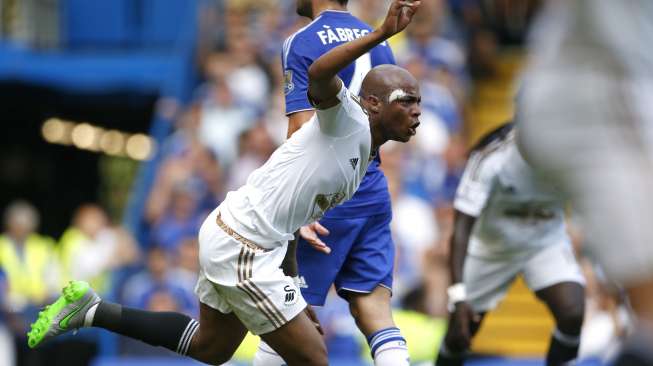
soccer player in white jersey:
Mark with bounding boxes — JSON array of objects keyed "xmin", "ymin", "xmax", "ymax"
[
  {"xmin": 26, "ymin": 1, "xmax": 421, "ymax": 365},
  {"xmin": 518, "ymin": 1, "xmax": 653, "ymax": 364},
  {"xmin": 436, "ymin": 123, "xmax": 586, "ymax": 366}
]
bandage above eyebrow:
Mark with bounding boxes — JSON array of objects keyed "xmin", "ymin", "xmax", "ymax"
[{"xmin": 388, "ymin": 89, "xmax": 408, "ymax": 103}]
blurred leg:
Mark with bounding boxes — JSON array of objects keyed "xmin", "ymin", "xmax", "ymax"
[{"xmin": 535, "ymin": 282, "xmax": 585, "ymax": 366}]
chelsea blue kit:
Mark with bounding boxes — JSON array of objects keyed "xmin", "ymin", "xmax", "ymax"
[{"xmin": 282, "ymin": 10, "xmax": 396, "ymax": 305}]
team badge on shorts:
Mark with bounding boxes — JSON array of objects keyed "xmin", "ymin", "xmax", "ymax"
[
  {"xmin": 283, "ymin": 285, "xmax": 298, "ymax": 306},
  {"xmin": 283, "ymin": 70, "xmax": 294, "ymax": 95}
]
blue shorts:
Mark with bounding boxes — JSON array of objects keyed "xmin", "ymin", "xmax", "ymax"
[{"xmin": 297, "ymin": 211, "xmax": 394, "ymax": 306}]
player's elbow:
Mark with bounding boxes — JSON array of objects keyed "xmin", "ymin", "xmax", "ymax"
[
  {"xmin": 308, "ymin": 62, "xmax": 319, "ymax": 82},
  {"xmin": 308, "ymin": 62, "xmax": 327, "ymax": 85}
]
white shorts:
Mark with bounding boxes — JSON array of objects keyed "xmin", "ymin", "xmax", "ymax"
[
  {"xmin": 194, "ymin": 207, "xmax": 307, "ymax": 335},
  {"xmin": 464, "ymin": 244, "xmax": 585, "ymax": 313}
]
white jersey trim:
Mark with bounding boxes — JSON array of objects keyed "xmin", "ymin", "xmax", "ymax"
[{"xmin": 285, "ymin": 107, "xmax": 315, "ymax": 117}]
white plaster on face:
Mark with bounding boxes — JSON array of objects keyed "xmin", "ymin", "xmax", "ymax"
[{"xmin": 388, "ymin": 89, "xmax": 408, "ymax": 103}]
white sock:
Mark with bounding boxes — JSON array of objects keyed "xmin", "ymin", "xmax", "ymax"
[
  {"xmin": 253, "ymin": 340, "xmax": 287, "ymax": 366},
  {"xmin": 368, "ymin": 327, "xmax": 410, "ymax": 366},
  {"xmin": 84, "ymin": 303, "xmax": 99, "ymax": 327}
]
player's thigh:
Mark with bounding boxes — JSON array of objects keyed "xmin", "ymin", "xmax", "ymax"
[
  {"xmin": 534, "ymin": 282, "xmax": 585, "ymax": 332},
  {"xmin": 522, "ymin": 244, "xmax": 585, "ymax": 294},
  {"xmin": 260, "ymin": 311, "xmax": 327, "ymax": 366},
  {"xmin": 334, "ymin": 212, "xmax": 394, "ymax": 298},
  {"xmin": 296, "ymin": 216, "xmax": 365, "ymax": 306},
  {"xmin": 463, "ymin": 253, "xmax": 522, "ymax": 312},
  {"xmin": 523, "ymin": 244, "xmax": 585, "ymax": 331}
]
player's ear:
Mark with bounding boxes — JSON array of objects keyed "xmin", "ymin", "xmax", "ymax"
[{"xmin": 366, "ymin": 95, "xmax": 381, "ymax": 114}]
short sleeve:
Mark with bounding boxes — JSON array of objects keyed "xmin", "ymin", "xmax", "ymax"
[
  {"xmin": 315, "ymin": 84, "xmax": 367, "ymax": 137},
  {"xmin": 453, "ymin": 150, "xmax": 500, "ymax": 216},
  {"xmin": 282, "ymin": 36, "xmax": 314, "ymax": 115}
]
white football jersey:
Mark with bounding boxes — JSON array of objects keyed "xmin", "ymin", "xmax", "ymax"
[
  {"xmin": 219, "ymin": 84, "xmax": 371, "ymax": 248},
  {"xmin": 454, "ymin": 131, "xmax": 568, "ymax": 257}
]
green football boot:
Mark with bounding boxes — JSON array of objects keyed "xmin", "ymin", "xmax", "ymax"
[{"xmin": 27, "ymin": 281, "xmax": 101, "ymax": 348}]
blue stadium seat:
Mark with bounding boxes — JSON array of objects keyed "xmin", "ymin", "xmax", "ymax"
[
  {"xmin": 61, "ymin": 0, "xmax": 136, "ymax": 48},
  {"xmin": 139, "ymin": 0, "xmax": 197, "ymax": 47}
]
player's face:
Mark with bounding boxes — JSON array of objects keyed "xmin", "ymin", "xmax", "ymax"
[
  {"xmin": 296, "ymin": 0, "xmax": 313, "ymax": 18},
  {"xmin": 383, "ymin": 88, "xmax": 421, "ymax": 143}
]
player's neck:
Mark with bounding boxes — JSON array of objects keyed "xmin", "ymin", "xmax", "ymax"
[
  {"xmin": 369, "ymin": 122, "xmax": 384, "ymax": 153},
  {"xmin": 312, "ymin": 2, "xmax": 348, "ymax": 19}
]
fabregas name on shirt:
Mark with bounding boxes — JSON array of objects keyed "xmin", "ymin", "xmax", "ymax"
[{"xmin": 316, "ymin": 25, "xmax": 388, "ymax": 46}]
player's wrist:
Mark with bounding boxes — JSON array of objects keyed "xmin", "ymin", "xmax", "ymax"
[
  {"xmin": 447, "ymin": 283, "xmax": 467, "ymax": 312},
  {"xmin": 372, "ymin": 28, "xmax": 392, "ymax": 43}
]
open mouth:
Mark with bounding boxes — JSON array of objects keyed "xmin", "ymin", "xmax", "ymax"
[{"xmin": 409, "ymin": 121, "xmax": 420, "ymax": 135}]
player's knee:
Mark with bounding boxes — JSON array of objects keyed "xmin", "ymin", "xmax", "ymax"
[
  {"xmin": 304, "ymin": 343, "xmax": 328, "ymax": 366},
  {"xmin": 349, "ymin": 291, "xmax": 392, "ymax": 319},
  {"xmin": 288, "ymin": 339, "xmax": 328, "ymax": 366},
  {"xmin": 192, "ymin": 335, "xmax": 238, "ymax": 365},
  {"xmin": 349, "ymin": 296, "xmax": 393, "ymax": 334},
  {"xmin": 201, "ymin": 348, "xmax": 236, "ymax": 366},
  {"xmin": 554, "ymin": 302, "xmax": 585, "ymax": 333}
]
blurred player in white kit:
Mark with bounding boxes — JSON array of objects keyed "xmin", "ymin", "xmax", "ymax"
[
  {"xmin": 436, "ymin": 123, "xmax": 585, "ymax": 366},
  {"xmin": 518, "ymin": 1, "xmax": 653, "ymax": 364}
]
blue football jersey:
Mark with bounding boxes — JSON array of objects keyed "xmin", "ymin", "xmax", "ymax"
[{"xmin": 281, "ymin": 10, "xmax": 395, "ymax": 218}]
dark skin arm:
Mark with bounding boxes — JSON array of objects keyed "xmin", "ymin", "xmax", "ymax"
[
  {"xmin": 286, "ymin": 111, "xmax": 315, "ymax": 138},
  {"xmin": 444, "ymin": 209, "xmax": 481, "ymax": 352},
  {"xmin": 280, "ymin": 232, "xmax": 323, "ymax": 334},
  {"xmin": 449, "ymin": 210, "xmax": 476, "ymax": 285},
  {"xmin": 281, "ymin": 234, "xmax": 299, "ymax": 277}
]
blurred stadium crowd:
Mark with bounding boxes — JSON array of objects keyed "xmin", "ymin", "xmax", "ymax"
[{"xmin": 0, "ymin": 0, "xmax": 631, "ymax": 365}]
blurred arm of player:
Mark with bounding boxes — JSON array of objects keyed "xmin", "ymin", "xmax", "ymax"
[
  {"xmin": 444, "ymin": 140, "xmax": 502, "ymax": 352},
  {"xmin": 444, "ymin": 210, "xmax": 480, "ymax": 352}
]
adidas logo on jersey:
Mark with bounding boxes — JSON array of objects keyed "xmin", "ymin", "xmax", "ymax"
[
  {"xmin": 296, "ymin": 276, "xmax": 308, "ymax": 289},
  {"xmin": 349, "ymin": 157, "xmax": 359, "ymax": 170}
]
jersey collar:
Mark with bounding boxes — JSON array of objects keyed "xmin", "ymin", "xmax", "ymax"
[{"xmin": 320, "ymin": 9, "xmax": 351, "ymax": 16}]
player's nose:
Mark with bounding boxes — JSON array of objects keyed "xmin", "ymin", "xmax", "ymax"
[{"xmin": 411, "ymin": 104, "xmax": 421, "ymax": 117}]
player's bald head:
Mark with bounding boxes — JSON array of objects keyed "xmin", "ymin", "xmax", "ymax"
[
  {"xmin": 360, "ymin": 64, "xmax": 418, "ymax": 103},
  {"xmin": 359, "ymin": 64, "xmax": 421, "ymax": 144}
]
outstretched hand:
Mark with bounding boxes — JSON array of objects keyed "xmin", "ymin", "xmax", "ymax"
[
  {"xmin": 299, "ymin": 222, "xmax": 331, "ymax": 254},
  {"xmin": 379, "ymin": 0, "xmax": 421, "ymax": 38}
]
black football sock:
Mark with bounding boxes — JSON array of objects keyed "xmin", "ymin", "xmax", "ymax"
[{"xmin": 92, "ymin": 301, "xmax": 199, "ymax": 355}]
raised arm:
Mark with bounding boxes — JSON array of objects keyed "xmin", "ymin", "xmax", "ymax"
[{"xmin": 307, "ymin": 0, "xmax": 420, "ymax": 108}]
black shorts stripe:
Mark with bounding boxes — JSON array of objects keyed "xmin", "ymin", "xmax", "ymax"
[
  {"xmin": 237, "ymin": 281, "xmax": 283, "ymax": 328},
  {"xmin": 247, "ymin": 280, "xmax": 288, "ymax": 324},
  {"xmin": 242, "ymin": 279, "xmax": 286, "ymax": 326},
  {"xmin": 235, "ymin": 246, "xmax": 286, "ymax": 329},
  {"xmin": 237, "ymin": 246, "xmax": 246, "ymax": 283},
  {"xmin": 246, "ymin": 250, "xmax": 254, "ymax": 280}
]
